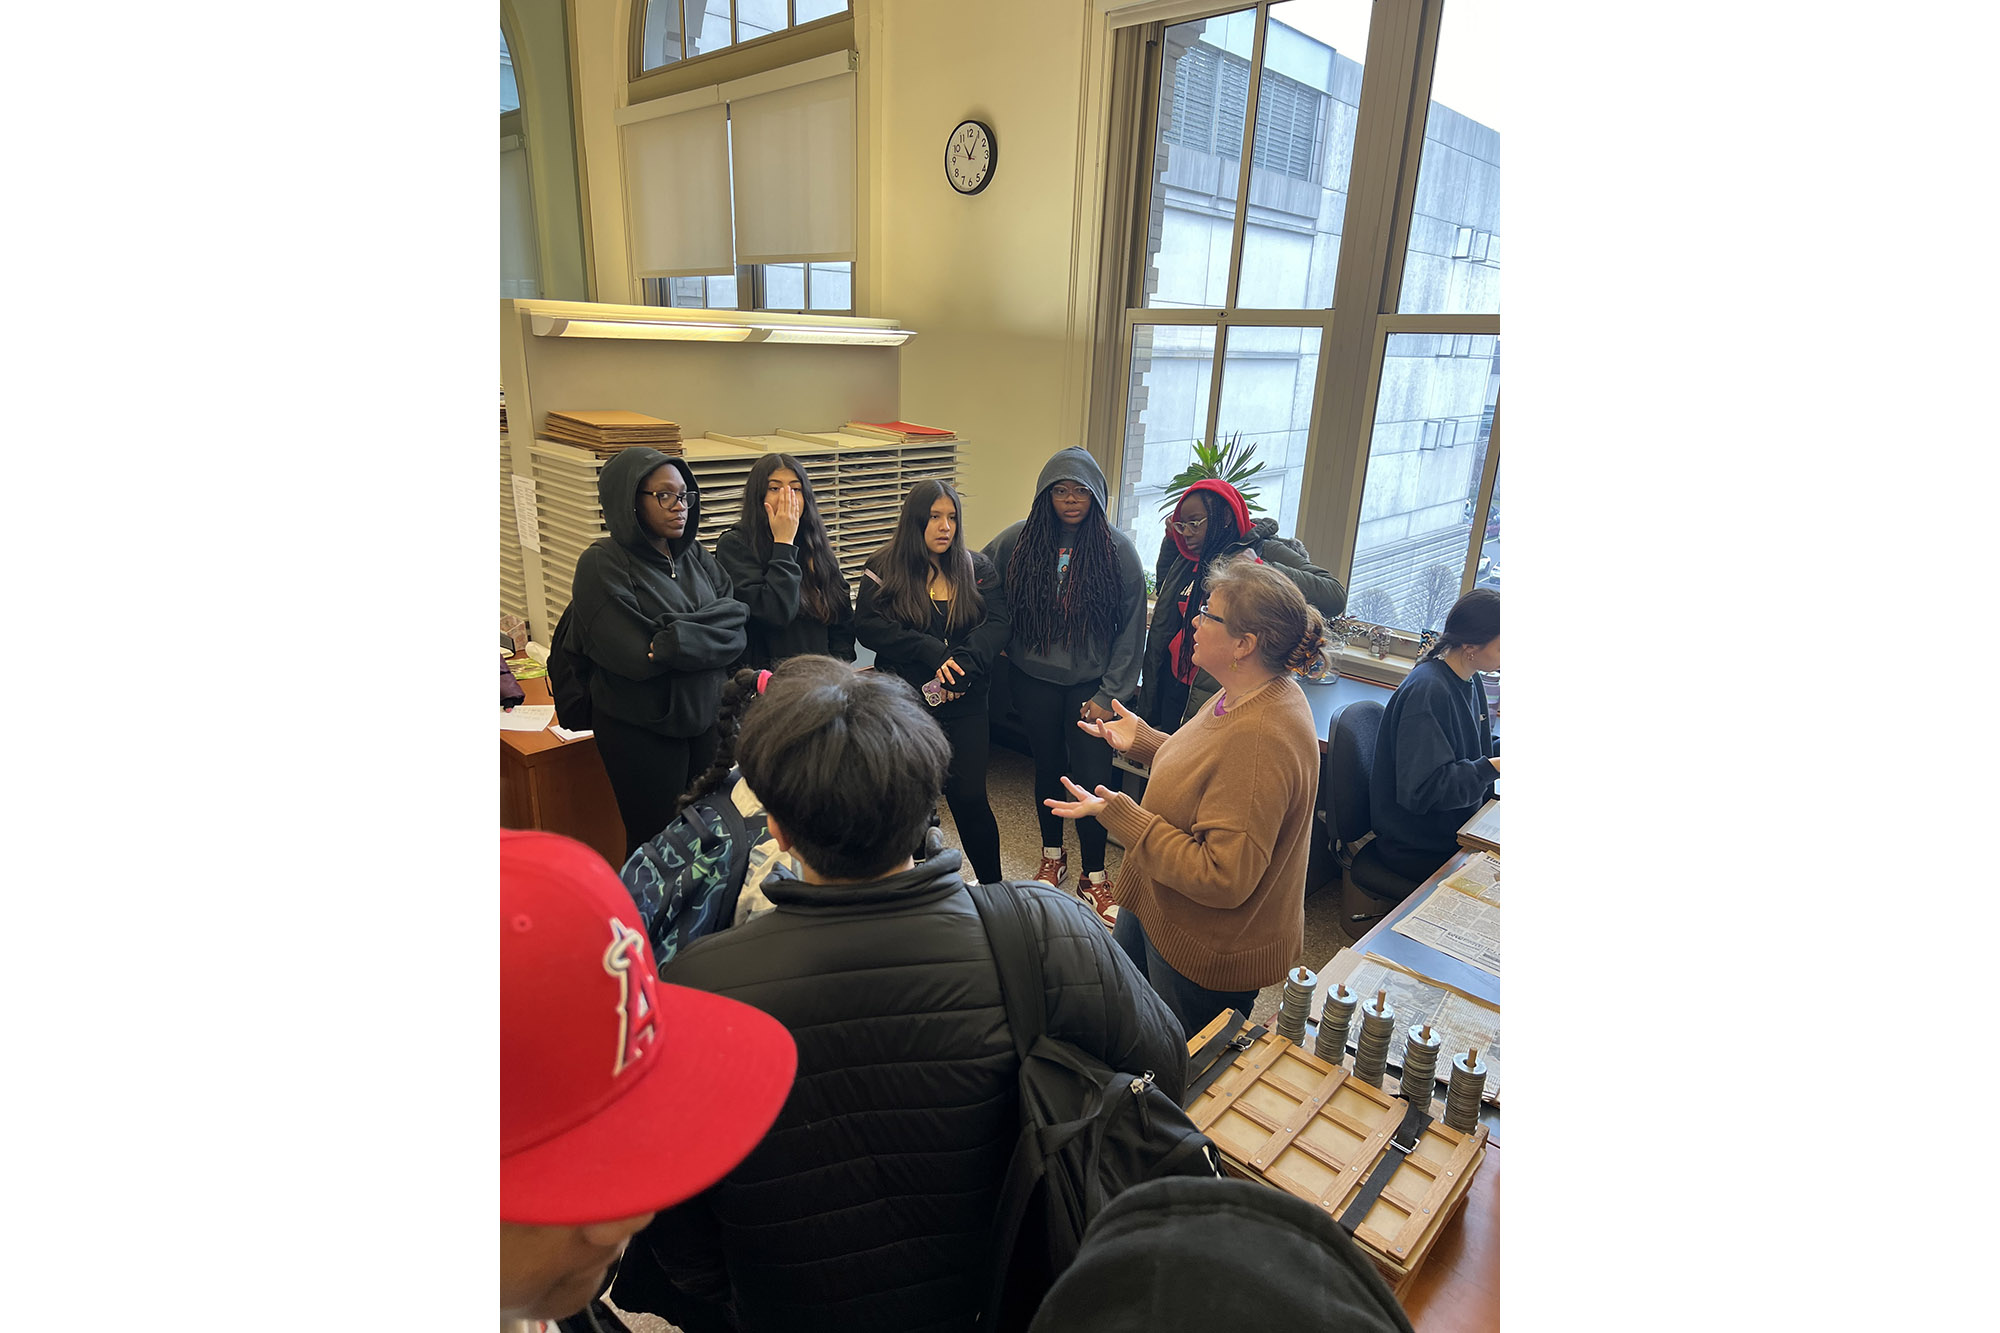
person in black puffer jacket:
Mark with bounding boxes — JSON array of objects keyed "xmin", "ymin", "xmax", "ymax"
[
  {"xmin": 610, "ymin": 656, "xmax": 1186, "ymax": 1333},
  {"xmin": 1133, "ymin": 479, "xmax": 1347, "ymax": 732}
]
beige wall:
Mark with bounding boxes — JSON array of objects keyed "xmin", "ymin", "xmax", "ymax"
[{"xmin": 562, "ymin": 0, "xmax": 1111, "ymax": 545}]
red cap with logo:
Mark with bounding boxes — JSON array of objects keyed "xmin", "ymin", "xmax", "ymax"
[{"xmin": 501, "ymin": 830, "xmax": 797, "ymax": 1225}]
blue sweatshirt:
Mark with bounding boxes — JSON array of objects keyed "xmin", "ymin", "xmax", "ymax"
[{"xmin": 1368, "ymin": 658, "xmax": 1497, "ymax": 879}]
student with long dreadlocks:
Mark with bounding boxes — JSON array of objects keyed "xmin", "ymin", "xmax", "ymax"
[
  {"xmin": 983, "ymin": 446, "xmax": 1147, "ymax": 925},
  {"xmin": 714, "ymin": 453, "xmax": 855, "ymax": 670},
  {"xmin": 1133, "ymin": 479, "xmax": 1348, "ymax": 733},
  {"xmin": 854, "ymin": 480, "xmax": 1009, "ymax": 885}
]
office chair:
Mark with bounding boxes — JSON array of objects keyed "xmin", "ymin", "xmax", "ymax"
[{"xmin": 1324, "ymin": 700, "xmax": 1425, "ymax": 925}]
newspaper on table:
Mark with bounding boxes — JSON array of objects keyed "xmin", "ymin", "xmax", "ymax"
[
  {"xmin": 1312, "ymin": 948, "xmax": 1501, "ymax": 1102},
  {"xmin": 1441, "ymin": 850, "xmax": 1500, "ymax": 905},
  {"xmin": 1391, "ymin": 879, "xmax": 1500, "ymax": 976}
]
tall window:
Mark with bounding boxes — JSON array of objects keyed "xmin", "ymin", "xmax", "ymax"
[
  {"xmin": 1109, "ymin": 0, "xmax": 1500, "ymax": 639},
  {"xmin": 640, "ymin": 0, "xmax": 850, "ymax": 73},
  {"xmin": 501, "ymin": 27, "xmax": 539, "ymax": 299}
]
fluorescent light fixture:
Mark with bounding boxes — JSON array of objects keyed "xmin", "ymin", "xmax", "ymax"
[
  {"xmin": 527, "ymin": 313, "xmax": 916, "ymax": 346},
  {"xmin": 752, "ymin": 325, "xmax": 916, "ymax": 346},
  {"xmin": 530, "ymin": 315, "xmax": 753, "ymax": 341}
]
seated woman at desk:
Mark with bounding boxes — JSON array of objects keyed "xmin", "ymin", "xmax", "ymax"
[
  {"xmin": 1369, "ymin": 587, "xmax": 1500, "ymax": 882},
  {"xmin": 1047, "ymin": 556, "xmax": 1325, "ymax": 1037},
  {"xmin": 713, "ymin": 452, "xmax": 855, "ymax": 670}
]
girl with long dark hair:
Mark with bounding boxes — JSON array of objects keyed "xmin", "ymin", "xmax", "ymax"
[
  {"xmin": 982, "ymin": 447, "xmax": 1147, "ymax": 924},
  {"xmin": 713, "ymin": 453, "xmax": 855, "ymax": 669},
  {"xmin": 854, "ymin": 480, "xmax": 1008, "ymax": 884},
  {"xmin": 1369, "ymin": 587, "xmax": 1500, "ymax": 881},
  {"xmin": 1134, "ymin": 480, "xmax": 1348, "ymax": 732}
]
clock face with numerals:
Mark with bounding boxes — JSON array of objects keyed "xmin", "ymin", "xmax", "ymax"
[{"xmin": 945, "ymin": 119, "xmax": 996, "ymax": 195}]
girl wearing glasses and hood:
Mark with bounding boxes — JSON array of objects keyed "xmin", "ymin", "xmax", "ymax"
[
  {"xmin": 559, "ymin": 447, "xmax": 748, "ymax": 860},
  {"xmin": 982, "ymin": 447, "xmax": 1148, "ymax": 924},
  {"xmin": 1134, "ymin": 480, "xmax": 1347, "ymax": 732}
]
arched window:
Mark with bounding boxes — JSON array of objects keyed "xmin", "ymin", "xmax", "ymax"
[
  {"xmin": 501, "ymin": 25, "xmax": 540, "ymax": 298},
  {"xmin": 638, "ymin": 0, "xmax": 849, "ymax": 74},
  {"xmin": 500, "ymin": 28, "xmax": 520, "ymax": 112}
]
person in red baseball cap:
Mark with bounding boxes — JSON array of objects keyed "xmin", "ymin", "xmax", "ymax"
[{"xmin": 501, "ymin": 830, "xmax": 797, "ymax": 1329}]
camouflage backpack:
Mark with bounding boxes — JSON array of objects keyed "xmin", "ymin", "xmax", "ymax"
[{"xmin": 618, "ymin": 772, "xmax": 759, "ymax": 973}]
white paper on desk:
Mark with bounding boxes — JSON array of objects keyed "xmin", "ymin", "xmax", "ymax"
[
  {"xmin": 1442, "ymin": 851, "xmax": 1501, "ymax": 905},
  {"xmin": 549, "ymin": 725, "xmax": 594, "ymax": 741},
  {"xmin": 1391, "ymin": 882, "xmax": 1501, "ymax": 976},
  {"xmin": 1312, "ymin": 949, "xmax": 1501, "ymax": 1102},
  {"xmin": 500, "ymin": 704, "xmax": 556, "ymax": 732}
]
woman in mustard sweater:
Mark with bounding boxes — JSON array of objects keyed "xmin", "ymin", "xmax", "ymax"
[{"xmin": 1047, "ymin": 556, "xmax": 1327, "ymax": 1038}]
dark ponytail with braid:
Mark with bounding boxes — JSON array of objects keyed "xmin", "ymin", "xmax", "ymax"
[{"xmin": 676, "ymin": 668, "xmax": 767, "ymax": 814}]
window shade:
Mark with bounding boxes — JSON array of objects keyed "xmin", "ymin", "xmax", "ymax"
[
  {"xmin": 728, "ymin": 71, "xmax": 855, "ymax": 265},
  {"xmin": 622, "ymin": 102, "xmax": 735, "ymax": 277}
]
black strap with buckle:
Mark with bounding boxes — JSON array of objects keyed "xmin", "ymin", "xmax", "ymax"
[
  {"xmin": 1337, "ymin": 1097, "xmax": 1432, "ymax": 1234},
  {"xmin": 1181, "ymin": 1010, "xmax": 1267, "ymax": 1107}
]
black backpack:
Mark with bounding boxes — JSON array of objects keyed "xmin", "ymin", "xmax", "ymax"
[
  {"xmin": 547, "ymin": 601, "xmax": 594, "ymax": 731},
  {"xmin": 965, "ymin": 881, "xmax": 1222, "ymax": 1329}
]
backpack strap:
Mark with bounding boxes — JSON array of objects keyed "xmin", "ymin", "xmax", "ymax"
[{"xmin": 964, "ymin": 881, "xmax": 1047, "ymax": 1059}]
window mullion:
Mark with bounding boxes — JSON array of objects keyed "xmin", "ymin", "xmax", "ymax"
[
  {"xmin": 1461, "ymin": 400, "xmax": 1499, "ymax": 596},
  {"xmin": 1221, "ymin": 4, "xmax": 1271, "ymax": 314},
  {"xmin": 1378, "ymin": 0, "xmax": 1446, "ymax": 316}
]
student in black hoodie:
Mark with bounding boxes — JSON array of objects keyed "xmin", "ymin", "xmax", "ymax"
[
  {"xmin": 561, "ymin": 447, "xmax": 748, "ymax": 861},
  {"xmin": 713, "ymin": 452, "xmax": 855, "ymax": 670},
  {"xmin": 854, "ymin": 479, "xmax": 1009, "ymax": 885},
  {"xmin": 983, "ymin": 446, "xmax": 1147, "ymax": 924}
]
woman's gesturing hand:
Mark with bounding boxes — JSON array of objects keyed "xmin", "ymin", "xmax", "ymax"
[
  {"xmin": 1044, "ymin": 774, "xmax": 1112, "ymax": 820},
  {"xmin": 935, "ymin": 656, "xmax": 966, "ymax": 685},
  {"xmin": 1076, "ymin": 697, "xmax": 1139, "ymax": 753},
  {"xmin": 765, "ymin": 487, "xmax": 804, "ymax": 545}
]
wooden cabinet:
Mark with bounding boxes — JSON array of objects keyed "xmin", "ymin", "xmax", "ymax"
[{"xmin": 500, "ymin": 677, "xmax": 626, "ymax": 868}]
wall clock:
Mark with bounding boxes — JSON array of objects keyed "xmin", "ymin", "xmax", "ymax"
[{"xmin": 945, "ymin": 119, "xmax": 996, "ymax": 196}]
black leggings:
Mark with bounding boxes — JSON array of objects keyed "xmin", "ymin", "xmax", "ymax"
[
  {"xmin": 1009, "ymin": 669, "xmax": 1116, "ymax": 873},
  {"xmin": 935, "ymin": 705, "xmax": 1004, "ymax": 884},
  {"xmin": 592, "ymin": 715, "xmax": 721, "ymax": 864}
]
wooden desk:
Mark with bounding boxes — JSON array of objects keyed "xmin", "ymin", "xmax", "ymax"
[
  {"xmin": 1456, "ymin": 798, "xmax": 1500, "ymax": 853},
  {"xmin": 500, "ymin": 676, "xmax": 626, "ymax": 868},
  {"xmin": 1396, "ymin": 1141, "xmax": 1499, "ymax": 1331},
  {"xmin": 1346, "ymin": 847, "xmax": 1500, "ymax": 1331}
]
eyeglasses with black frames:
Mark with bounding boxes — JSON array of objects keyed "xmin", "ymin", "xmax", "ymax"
[
  {"xmin": 641, "ymin": 490, "xmax": 691, "ymax": 511},
  {"xmin": 1193, "ymin": 602, "xmax": 1231, "ymax": 631}
]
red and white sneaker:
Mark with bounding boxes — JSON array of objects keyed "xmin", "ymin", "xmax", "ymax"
[
  {"xmin": 1078, "ymin": 873, "xmax": 1118, "ymax": 929},
  {"xmin": 1034, "ymin": 850, "xmax": 1069, "ymax": 891}
]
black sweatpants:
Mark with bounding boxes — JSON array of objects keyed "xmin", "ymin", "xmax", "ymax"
[
  {"xmin": 592, "ymin": 715, "xmax": 721, "ymax": 864},
  {"xmin": 1009, "ymin": 668, "xmax": 1116, "ymax": 874},
  {"xmin": 935, "ymin": 703, "xmax": 1004, "ymax": 884}
]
